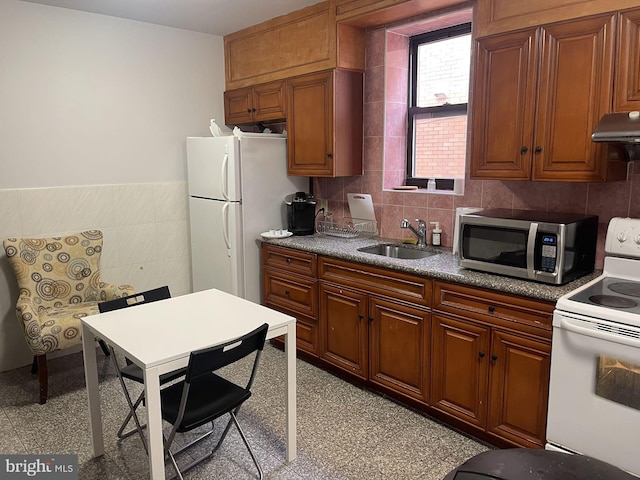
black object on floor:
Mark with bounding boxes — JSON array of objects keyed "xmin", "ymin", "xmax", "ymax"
[{"xmin": 443, "ymin": 449, "xmax": 637, "ymax": 480}]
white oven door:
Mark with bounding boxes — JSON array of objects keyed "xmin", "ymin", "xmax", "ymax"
[{"xmin": 547, "ymin": 310, "xmax": 640, "ymax": 477}]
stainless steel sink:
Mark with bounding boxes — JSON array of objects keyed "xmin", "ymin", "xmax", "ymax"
[{"xmin": 357, "ymin": 243, "xmax": 439, "ymax": 260}]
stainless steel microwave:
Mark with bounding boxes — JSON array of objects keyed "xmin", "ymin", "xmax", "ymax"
[{"xmin": 458, "ymin": 209, "xmax": 598, "ymax": 285}]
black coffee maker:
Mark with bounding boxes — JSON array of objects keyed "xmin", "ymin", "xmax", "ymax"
[{"xmin": 285, "ymin": 192, "xmax": 316, "ymax": 236}]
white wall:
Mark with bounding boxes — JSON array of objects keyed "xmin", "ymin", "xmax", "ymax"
[
  {"xmin": 0, "ymin": 0, "xmax": 225, "ymax": 371},
  {"xmin": 0, "ymin": 0, "xmax": 224, "ymax": 187}
]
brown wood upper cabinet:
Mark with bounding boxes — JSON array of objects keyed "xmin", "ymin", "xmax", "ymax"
[
  {"xmin": 286, "ymin": 69, "xmax": 363, "ymax": 177},
  {"xmin": 470, "ymin": 14, "xmax": 626, "ymax": 182},
  {"xmin": 475, "ymin": 0, "xmax": 640, "ymax": 37},
  {"xmin": 224, "ymin": 2, "xmax": 364, "ymax": 90},
  {"xmin": 224, "ymin": 81, "xmax": 286, "ymax": 125},
  {"xmin": 616, "ymin": 8, "xmax": 640, "ymax": 111}
]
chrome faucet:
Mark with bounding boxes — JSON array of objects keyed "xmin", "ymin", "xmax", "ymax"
[{"xmin": 401, "ymin": 218, "xmax": 428, "ymax": 247}]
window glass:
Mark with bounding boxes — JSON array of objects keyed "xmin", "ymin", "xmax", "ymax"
[
  {"xmin": 416, "ymin": 34, "xmax": 470, "ymax": 108},
  {"xmin": 409, "ymin": 24, "xmax": 471, "ymax": 187}
]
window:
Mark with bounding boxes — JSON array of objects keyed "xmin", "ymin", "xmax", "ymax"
[{"xmin": 407, "ymin": 23, "xmax": 471, "ymax": 190}]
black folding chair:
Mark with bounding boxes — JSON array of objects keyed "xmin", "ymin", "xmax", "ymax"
[
  {"xmin": 160, "ymin": 323, "xmax": 269, "ymax": 480},
  {"xmin": 98, "ymin": 286, "xmax": 215, "ymax": 453}
]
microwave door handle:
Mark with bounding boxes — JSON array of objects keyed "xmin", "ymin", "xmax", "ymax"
[{"xmin": 527, "ymin": 222, "xmax": 538, "ymax": 279}]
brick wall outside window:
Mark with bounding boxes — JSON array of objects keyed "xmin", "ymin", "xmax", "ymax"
[
  {"xmin": 414, "ymin": 33, "xmax": 470, "ymax": 179},
  {"xmin": 415, "ymin": 115, "xmax": 467, "ymax": 178}
]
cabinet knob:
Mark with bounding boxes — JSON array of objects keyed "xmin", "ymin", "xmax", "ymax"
[
  {"xmin": 520, "ymin": 146, "xmax": 528, "ymax": 154},
  {"xmin": 491, "ymin": 354, "xmax": 498, "ymax": 361},
  {"xmin": 284, "ymin": 290, "xmax": 290, "ymax": 296},
  {"xmin": 286, "ymin": 258, "xmax": 291, "ymax": 264},
  {"xmin": 479, "ymin": 351, "xmax": 485, "ymax": 358},
  {"xmin": 535, "ymin": 146, "xmax": 542, "ymax": 153},
  {"xmin": 488, "ymin": 305, "xmax": 495, "ymax": 313},
  {"xmin": 252, "ymin": 108, "xmax": 256, "ymax": 113},
  {"xmin": 247, "ymin": 109, "xmax": 252, "ymax": 113},
  {"xmin": 368, "ymin": 317, "xmax": 374, "ymax": 323},
  {"xmin": 327, "ymin": 153, "xmax": 333, "ymax": 158}
]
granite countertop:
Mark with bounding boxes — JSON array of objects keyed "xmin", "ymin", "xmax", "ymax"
[{"xmin": 261, "ymin": 234, "xmax": 601, "ymax": 304}]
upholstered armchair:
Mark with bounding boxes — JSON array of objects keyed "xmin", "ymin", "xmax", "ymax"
[{"xmin": 3, "ymin": 230, "xmax": 134, "ymax": 404}]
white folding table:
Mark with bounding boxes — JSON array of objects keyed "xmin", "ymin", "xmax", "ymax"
[{"xmin": 81, "ymin": 288, "xmax": 297, "ymax": 480}]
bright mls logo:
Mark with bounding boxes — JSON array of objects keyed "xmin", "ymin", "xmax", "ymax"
[{"xmin": 0, "ymin": 455, "xmax": 77, "ymax": 479}]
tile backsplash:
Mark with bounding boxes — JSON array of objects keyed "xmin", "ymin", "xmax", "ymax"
[{"xmin": 0, "ymin": 182, "xmax": 191, "ymax": 371}]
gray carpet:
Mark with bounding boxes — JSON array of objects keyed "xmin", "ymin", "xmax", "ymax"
[{"xmin": 0, "ymin": 344, "xmax": 488, "ymax": 479}]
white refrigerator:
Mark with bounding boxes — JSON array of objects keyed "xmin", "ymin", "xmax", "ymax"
[{"xmin": 187, "ymin": 133, "xmax": 307, "ymax": 303}]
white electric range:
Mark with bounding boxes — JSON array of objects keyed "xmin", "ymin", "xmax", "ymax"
[{"xmin": 547, "ymin": 217, "xmax": 640, "ymax": 477}]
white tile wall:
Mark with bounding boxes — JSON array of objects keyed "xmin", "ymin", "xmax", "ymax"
[{"xmin": 0, "ymin": 182, "xmax": 192, "ymax": 371}]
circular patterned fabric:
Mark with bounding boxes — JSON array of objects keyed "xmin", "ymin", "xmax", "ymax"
[
  {"xmin": 3, "ymin": 231, "xmax": 132, "ymax": 354},
  {"xmin": 3, "ymin": 232, "xmax": 104, "ymax": 309}
]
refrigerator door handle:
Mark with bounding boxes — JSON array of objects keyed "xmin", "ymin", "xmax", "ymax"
[
  {"xmin": 221, "ymin": 202, "xmax": 231, "ymax": 254},
  {"xmin": 221, "ymin": 153, "xmax": 229, "ymax": 201}
]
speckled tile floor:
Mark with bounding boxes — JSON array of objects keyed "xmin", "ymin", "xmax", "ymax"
[{"xmin": 0, "ymin": 345, "xmax": 489, "ymax": 479}]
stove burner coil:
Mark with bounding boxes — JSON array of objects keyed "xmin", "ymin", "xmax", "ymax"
[
  {"xmin": 589, "ymin": 294, "xmax": 638, "ymax": 309},
  {"xmin": 608, "ymin": 282, "xmax": 640, "ymax": 298}
]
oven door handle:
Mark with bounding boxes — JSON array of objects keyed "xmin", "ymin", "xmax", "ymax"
[
  {"xmin": 527, "ymin": 222, "xmax": 537, "ymax": 279},
  {"xmin": 560, "ymin": 317, "xmax": 640, "ymax": 348}
]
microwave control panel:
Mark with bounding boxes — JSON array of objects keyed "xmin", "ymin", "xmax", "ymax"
[{"xmin": 540, "ymin": 234, "xmax": 557, "ymax": 272}]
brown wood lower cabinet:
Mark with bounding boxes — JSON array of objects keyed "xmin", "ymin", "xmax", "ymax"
[
  {"xmin": 261, "ymin": 243, "xmax": 554, "ymax": 448},
  {"xmin": 487, "ymin": 329, "xmax": 551, "ymax": 448},
  {"xmin": 369, "ymin": 297, "xmax": 430, "ymax": 404},
  {"xmin": 318, "ymin": 257, "xmax": 432, "ymax": 405},
  {"xmin": 318, "ymin": 283, "xmax": 431, "ymax": 404},
  {"xmin": 262, "ymin": 244, "xmax": 319, "ymax": 356},
  {"xmin": 432, "ymin": 281, "xmax": 553, "ymax": 448},
  {"xmin": 319, "ymin": 283, "xmax": 368, "ymax": 379},
  {"xmin": 431, "ymin": 314, "xmax": 490, "ymax": 429}
]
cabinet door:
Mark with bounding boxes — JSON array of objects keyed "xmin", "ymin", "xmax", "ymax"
[
  {"xmin": 287, "ymin": 70, "xmax": 363, "ymax": 177},
  {"xmin": 532, "ymin": 14, "xmax": 615, "ymax": 181},
  {"xmin": 487, "ymin": 330, "xmax": 551, "ymax": 448},
  {"xmin": 253, "ymin": 81, "xmax": 286, "ymax": 122},
  {"xmin": 224, "ymin": 87, "xmax": 254, "ymax": 125},
  {"xmin": 431, "ymin": 314, "xmax": 490, "ymax": 429},
  {"xmin": 319, "ymin": 283, "xmax": 368, "ymax": 380},
  {"xmin": 287, "ymin": 71, "xmax": 335, "ymax": 176},
  {"xmin": 616, "ymin": 9, "xmax": 640, "ymax": 111},
  {"xmin": 470, "ymin": 29, "xmax": 538, "ymax": 180},
  {"xmin": 369, "ymin": 297, "xmax": 430, "ymax": 404}
]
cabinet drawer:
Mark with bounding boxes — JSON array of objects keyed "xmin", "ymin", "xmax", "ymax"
[
  {"xmin": 262, "ymin": 244, "xmax": 317, "ymax": 277},
  {"xmin": 263, "ymin": 269, "xmax": 318, "ymax": 318},
  {"xmin": 319, "ymin": 256, "xmax": 431, "ymax": 308},
  {"xmin": 266, "ymin": 304, "xmax": 318, "ymax": 356},
  {"xmin": 433, "ymin": 281, "xmax": 553, "ymax": 334}
]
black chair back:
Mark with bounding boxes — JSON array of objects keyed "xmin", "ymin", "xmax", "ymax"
[
  {"xmin": 98, "ymin": 285, "xmax": 170, "ymax": 313},
  {"xmin": 186, "ymin": 323, "xmax": 269, "ymax": 383}
]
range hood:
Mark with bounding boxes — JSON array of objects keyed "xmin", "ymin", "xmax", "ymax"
[{"xmin": 592, "ymin": 111, "xmax": 640, "ymax": 161}]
